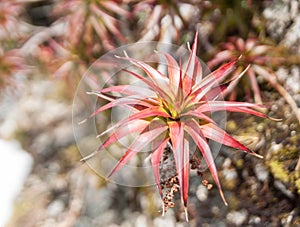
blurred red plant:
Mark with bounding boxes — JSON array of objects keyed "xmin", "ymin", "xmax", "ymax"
[
  {"xmin": 208, "ymin": 37, "xmax": 300, "ymax": 124},
  {"xmin": 0, "ymin": 48, "xmax": 27, "ymax": 89},
  {"xmin": 22, "ymin": 0, "xmax": 131, "ymax": 94},
  {"xmin": 0, "ymin": 1, "xmax": 25, "ymax": 42},
  {"xmin": 53, "ymin": 0, "xmax": 129, "ymax": 52},
  {"xmin": 81, "ymin": 33, "xmax": 275, "ymax": 221},
  {"xmin": 0, "ymin": 1, "xmax": 33, "ymax": 91},
  {"xmin": 130, "ymin": 0, "xmax": 204, "ymax": 42}
]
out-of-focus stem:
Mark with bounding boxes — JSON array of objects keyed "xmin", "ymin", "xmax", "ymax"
[{"xmin": 253, "ymin": 65, "xmax": 300, "ymax": 125}]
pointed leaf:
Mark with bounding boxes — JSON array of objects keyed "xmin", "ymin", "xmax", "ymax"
[
  {"xmin": 88, "ymin": 96, "xmax": 156, "ymax": 119},
  {"xmin": 181, "ymin": 110, "xmax": 215, "ymax": 123},
  {"xmin": 198, "ymin": 101, "xmax": 263, "ymax": 110},
  {"xmin": 123, "ymin": 68, "xmax": 173, "ymax": 103},
  {"xmin": 101, "ymin": 85, "xmax": 156, "ymax": 97},
  {"xmin": 184, "ymin": 31, "xmax": 199, "ymax": 94},
  {"xmin": 164, "ymin": 53, "xmax": 180, "ymax": 92},
  {"xmin": 184, "ymin": 119, "xmax": 227, "ymax": 205},
  {"xmin": 200, "ymin": 123, "xmax": 263, "ymax": 158},
  {"xmin": 108, "ymin": 125, "xmax": 168, "ymax": 177},
  {"xmin": 87, "ymin": 91, "xmax": 115, "ymax": 102},
  {"xmin": 199, "ymin": 60, "xmax": 236, "ymax": 88},
  {"xmin": 197, "ymin": 101, "xmax": 269, "ymax": 119},
  {"xmin": 192, "ymin": 60, "xmax": 237, "ymax": 99},
  {"xmin": 195, "ymin": 64, "xmax": 250, "ymax": 102},
  {"xmin": 168, "ymin": 121, "xmax": 190, "ymax": 210},
  {"xmin": 81, "ymin": 120, "xmax": 150, "ymax": 161},
  {"xmin": 203, "ymin": 84, "xmax": 227, "ymax": 101},
  {"xmin": 182, "ymin": 138, "xmax": 190, "ymax": 207},
  {"xmin": 151, "ymin": 138, "xmax": 169, "ymax": 198},
  {"xmin": 118, "ymin": 56, "xmax": 170, "ymax": 87},
  {"xmin": 192, "ymin": 54, "xmax": 203, "ymax": 86},
  {"xmin": 98, "ymin": 106, "xmax": 170, "ymax": 138}
]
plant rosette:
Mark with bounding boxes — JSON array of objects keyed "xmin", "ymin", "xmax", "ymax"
[{"xmin": 73, "ymin": 33, "xmax": 276, "ymax": 221}]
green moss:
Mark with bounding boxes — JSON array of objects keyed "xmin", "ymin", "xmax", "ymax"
[
  {"xmin": 276, "ymin": 147, "xmax": 298, "ymax": 161},
  {"xmin": 227, "ymin": 194, "xmax": 241, "ymax": 210},
  {"xmin": 60, "ymin": 144, "xmax": 82, "ymax": 167},
  {"xmin": 269, "ymin": 161, "xmax": 289, "ymax": 183},
  {"xmin": 226, "ymin": 120, "xmax": 237, "ymax": 132},
  {"xmin": 295, "ymin": 179, "xmax": 300, "ymax": 194},
  {"xmin": 235, "ymin": 159, "xmax": 244, "ymax": 169},
  {"xmin": 222, "ymin": 177, "xmax": 238, "ymax": 191}
]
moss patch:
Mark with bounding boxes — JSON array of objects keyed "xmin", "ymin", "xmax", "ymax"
[{"xmin": 268, "ymin": 161, "xmax": 290, "ymax": 183}]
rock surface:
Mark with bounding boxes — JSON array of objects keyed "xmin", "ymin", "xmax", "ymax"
[{"xmin": 263, "ymin": 0, "xmax": 300, "ymax": 54}]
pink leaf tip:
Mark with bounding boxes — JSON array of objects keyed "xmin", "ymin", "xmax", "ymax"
[
  {"xmin": 78, "ymin": 118, "xmax": 87, "ymax": 125},
  {"xmin": 219, "ymin": 189, "xmax": 228, "ymax": 206},
  {"xmin": 184, "ymin": 206, "xmax": 189, "ymax": 222}
]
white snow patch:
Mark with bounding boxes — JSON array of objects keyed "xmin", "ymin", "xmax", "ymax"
[{"xmin": 0, "ymin": 139, "xmax": 33, "ymax": 226}]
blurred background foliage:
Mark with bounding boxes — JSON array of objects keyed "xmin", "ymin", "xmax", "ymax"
[{"xmin": 0, "ymin": 0, "xmax": 299, "ymax": 226}]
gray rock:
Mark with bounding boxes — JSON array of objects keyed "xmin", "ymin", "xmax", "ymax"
[
  {"xmin": 254, "ymin": 163, "xmax": 269, "ymax": 182},
  {"xmin": 46, "ymin": 200, "xmax": 65, "ymax": 217},
  {"xmin": 249, "ymin": 215, "xmax": 262, "ymax": 225},
  {"xmin": 264, "ymin": 0, "xmax": 300, "ymax": 55},
  {"xmin": 81, "ymin": 183, "xmax": 114, "ymax": 219},
  {"xmin": 196, "ymin": 184, "xmax": 208, "ymax": 202},
  {"xmin": 153, "ymin": 209, "xmax": 177, "ymax": 227},
  {"xmin": 226, "ymin": 209, "xmax": 248, "ymax": 226}
]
